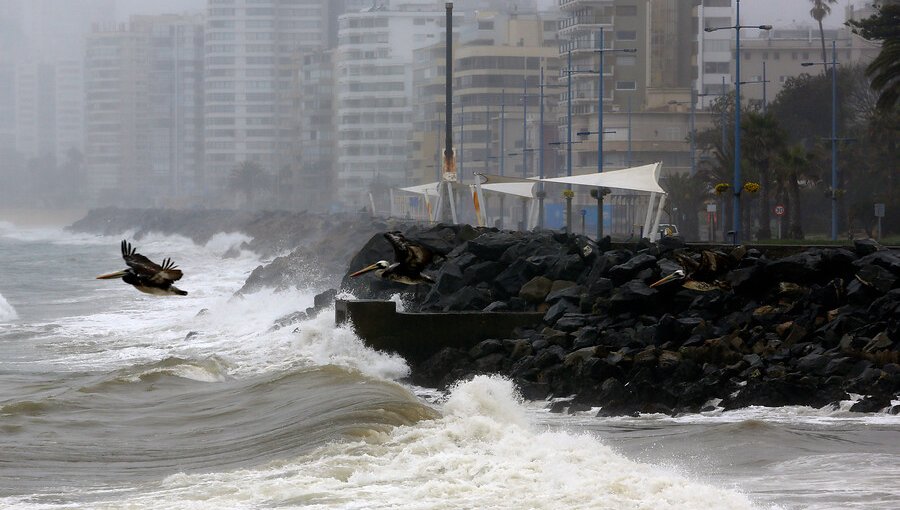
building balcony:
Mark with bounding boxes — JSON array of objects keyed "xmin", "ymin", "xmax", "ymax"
[
  {"xmin": 558, "ymin": 15, "xmax": 613, "ymax": 35},
  {"xmin": 559, "ymin": 0, "xmax": 611, "ymax": 9}
]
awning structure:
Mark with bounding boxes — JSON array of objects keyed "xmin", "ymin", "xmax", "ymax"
[
  {"xmin": 539, "ymin": 162, "xmax": 666, "ymax": 195},
  {"xmin": 475, "ymin": 173, "xmax": 537, "ymax": 199},
  {"xmin": 399, "ymin": 182, "xmax": 441, "ymax": 195},
  {"xmin": 540, "ymin": 162, "xmax": 667, "ymax": 240}
]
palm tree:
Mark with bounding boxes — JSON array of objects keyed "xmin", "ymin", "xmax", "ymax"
[
  {"xmin": 777, "ymin": 145, "xmax": 811, "ymax": 240},
  {"xmin": 742, "ymin": 112, "xmax": 785, "ymax": 240},
  {"xmin": 809, "ymin": 0, "xmax": 838, "ymax": 75},
  {"xmin": 848, "ymin": 4, "xmax": 900, "ymax": 111},
  {"xmin": 229, "ymin": 160, "xmax": 267, "ymax": 208}
]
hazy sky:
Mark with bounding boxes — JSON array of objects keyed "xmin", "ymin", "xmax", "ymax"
[
  {"xmin": 118, "ymin": 0, "xmax": 850, "ymax": 28},
  {"xmin": 741, "ymin": 0, "xmax": 848, "ymax": 28}
]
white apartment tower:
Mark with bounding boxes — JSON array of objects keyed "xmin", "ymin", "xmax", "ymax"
[
  {"xmin": 696, "ymin": 0, "xmax": 733, "ymax": 99},
  {"xmin": 333, "ymin": 1, "xmax": 450, "ymax": 209},
  {"xmin": 203, "ymin": 0, "xmax": 330, "ymax": 194}
]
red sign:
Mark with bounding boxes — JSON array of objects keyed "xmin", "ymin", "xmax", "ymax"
[{"xmin": 774, "ymin": 205, "xmax": 785, "ymax": 216}]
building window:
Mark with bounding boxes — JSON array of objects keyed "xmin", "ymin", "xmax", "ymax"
[
  {"xmin": 616, "ymin": 81, "xmax": 636, "ymax": 90},
  {"xmin": 616, "ymin": 5, "xmax": 638, "ymax": 16},
  {"xmin": 616, "ymin": 31, "xmax": 637, "ymax": 41}
]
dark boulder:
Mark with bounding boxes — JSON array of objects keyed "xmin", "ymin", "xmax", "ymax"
[{"xmin": 608, "ymin": 253, "xmax": 658, "ymax": 284}]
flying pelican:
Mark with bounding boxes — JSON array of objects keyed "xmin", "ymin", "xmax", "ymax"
[
  {"xmin": 650, "ymin": 250, "xmax": 731, "ymax": 292},
  {"xmin": 350, "ymin": 231, "xmax": 435, "ymax": 285},
  {"xmin": 96, "ymin": 240, "xmax": 188, "ymax": 296}
]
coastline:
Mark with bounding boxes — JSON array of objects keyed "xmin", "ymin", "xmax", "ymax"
[{"xmin": 67, "ymin": 207, "xmax": 900, "ymax": 416}]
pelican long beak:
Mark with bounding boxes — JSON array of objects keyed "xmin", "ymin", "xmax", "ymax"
[
  {"xmin": 649, "ymin": 272, "xmax": 680, "ymax": 288},
  {"xmin": 349, "ymin": 263, "xmax": 380, "ymax": 278},
  {"xmin": 96, "ymin": 270, "xmax": 128, "ymax": 280}
]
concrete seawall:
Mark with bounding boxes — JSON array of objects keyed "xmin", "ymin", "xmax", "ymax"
[{"xmin": 335, "ymin": 299, "xmax": 543, "ymax": 363}]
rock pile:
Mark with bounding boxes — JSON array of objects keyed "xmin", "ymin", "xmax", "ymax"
[{"xmin": 344, "ymin": 226, "xmax": 900, "ymax": 415}]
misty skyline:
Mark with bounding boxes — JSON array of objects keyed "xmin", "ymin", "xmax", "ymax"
[{"xmin": 118, "ymin": 0, "xmax": 853, "ymax": 28}]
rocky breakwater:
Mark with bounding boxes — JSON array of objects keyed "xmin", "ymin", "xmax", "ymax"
[{"xmin": 343, "ymin": 226, "xmax": 900, "ymax": 416}]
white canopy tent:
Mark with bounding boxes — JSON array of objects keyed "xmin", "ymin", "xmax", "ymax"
[
  {"xmin": 398, "ymin": 182, "xmax": 441, "ymax": 222},
  {"xmin": 540, "ymin": 163, "xmax": 668, "ymax": 240},
  {"xmin": 395, "ymin": 163, "xmax": 668, "ymax": 239},
  {"xmin": 473, "ymin": 173, "xmax": 541, "ymax": 228}
]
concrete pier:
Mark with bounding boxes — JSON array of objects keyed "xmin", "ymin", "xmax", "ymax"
[{"xmin": 335, "ymin": 300, "xmax": 543, "ymax": 362}]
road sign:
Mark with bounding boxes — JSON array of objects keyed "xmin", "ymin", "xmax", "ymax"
[
  {"xmin": 706, "ymin": 204, "xmax": 717, "ymax": 213},
  {"xmin": 875, "ymin": 203, "xmax": 885, "ymax": 218},
  {"xmin": 774, "ymin": 204, "xmax": 785, "ymax": 216}
]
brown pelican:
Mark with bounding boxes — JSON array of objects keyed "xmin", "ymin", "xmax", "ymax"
[
  {"xmin": 350, "ymin": 231, "xmax": 435, "ymax": 285},
  {"xmin": 96, "ymin": 240, "xmax": 188, "ymax": 296},
  {"xmin": 650, "ymin": 250, "xmax": 731, "ymax": 292}
]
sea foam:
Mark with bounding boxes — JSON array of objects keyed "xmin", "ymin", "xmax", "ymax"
[
  {"xmin": 0, "ymin": 292, "xmax": 17, "ymax": 322},
  {"xmin": 64, "ymin": 376, "xmax": 764, "ymax": 510}
]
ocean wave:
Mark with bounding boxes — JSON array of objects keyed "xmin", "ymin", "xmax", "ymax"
[
  {"xmin": 56, "ymin": 376, "xmax": 762, "ymax": 510},
  {"xmin": 0, "ymin": 399, "xmax": 53, "ymax": 417},
  {"xmin": 0, "ymin": 292, "xmax": 16, "ymax": 322},
  {"xmin": 0, "ymin": 364, "xmax": 434, "ymax": 503}
]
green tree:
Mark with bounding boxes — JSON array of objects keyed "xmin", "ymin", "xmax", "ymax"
[
  {"xmin": 848, "ymin": 4, "xmax": 900, "ymax": 110},
  {"xmin": 809, "ymin": 0, "xmax": 839, "ymax": 74},
  {"xmin": 776, "ymin": 145, "xmax": 812, "ymax": 239},
  {"xmin": 661, "ymin": 172, "xmax": 708, "ymax": 241},
  {"xmin": 696, "ymin": 94, "xmax": 736, "ymax": 241},
  {"xmin": 742, "ymin": 111, "xmax": 785, "ymax": 240}
]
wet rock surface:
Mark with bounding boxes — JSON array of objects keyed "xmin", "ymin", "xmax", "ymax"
[{"xmin": 344, "ymin": 226, "xmax": 900, "ymax": 416}]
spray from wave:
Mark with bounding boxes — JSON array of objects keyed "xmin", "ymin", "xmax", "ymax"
[
  {"xmin": 38, "ymin": 376, "xmax": 763, "ymax": 510},
  {"xmin": 0, "ymin": 292, "xmax": 17, "ymax": 322}
]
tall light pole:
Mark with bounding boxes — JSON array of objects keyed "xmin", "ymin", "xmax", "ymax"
[
  {"xmin": 591, "ymin": 28, "xmax": 637, "ymax": 239},
  {"xmin": 803, "ymin": 40, "xmax": 843, "ymax": 241},
  {"xmin": 539, "ymin": 66, "xmax": 545, "ymax": 229},
  {"xmin": 705, "ymin": 0, "xmax": 772, "ymax": 244}
]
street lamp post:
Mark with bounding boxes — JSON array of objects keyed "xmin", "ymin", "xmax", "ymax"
[
  {"xmin": 705, "ymin": 0, "xmax": 772, "ymax": 244},
  {"xmin": 802, "ymin": 40, "xmax": 844, "ymax": 240},
  {"xmin": 539, "ymin": 67, "xmax": 545, "ymax": 229},
  {"xmin": 590, "ymin": 28, "xmax": 637, "ymax": 239}
]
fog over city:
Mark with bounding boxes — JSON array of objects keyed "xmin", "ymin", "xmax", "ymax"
[{"xmin": 0, "ymin": 0, "xmax": 896, "ymax": 240}]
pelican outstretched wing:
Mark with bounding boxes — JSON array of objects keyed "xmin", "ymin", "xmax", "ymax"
[
  {"xmin": 384, "ymin": 231, "xmax": 433, "ymax": 273},
  {"xmin": 121, "ymin": 240, "xmax": 183, "ymax": 283}
]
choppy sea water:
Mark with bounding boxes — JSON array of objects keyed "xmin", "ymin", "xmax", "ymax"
[{"xmin": 0, "ymin": 222, "xmax": 897, "ymax": 510}]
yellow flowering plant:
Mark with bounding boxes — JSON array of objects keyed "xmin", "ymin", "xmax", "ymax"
[
  {"xmin": 743, "ymin": 182, "xmax": 760, "ymax": 193},
  {"xmin": 562, "ymin": 189, "xmax": 575, "ymax": 199},
  {"xmin": 714, "ymin": 183, "xmax": 730, "ymax": 195}
]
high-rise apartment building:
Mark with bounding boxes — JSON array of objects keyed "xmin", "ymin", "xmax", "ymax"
[
  {"xmin": 84, "ymin": 25, "xmax": 148, "ymax": 204},
  {"xmin": 555, "ymin": 0, "xmax": 718, "ymax": 177},
  {"xmin": 333, "ymin": 1, "xmax": 452, "ymax": 209},
  {"xmin": 0, "ymin": 0, "xmax": 114, "ymax": 168},
  {"xmin": 84, "ymin": 15, "xmax": 205, "ymax": 206},
  {"xmin": 203, "ymin": 0, "xmax": 331, "ymax": 196},
  {"xmin": 696, "ymin": 0, "xmax": 733, "ymax": 98},
  {"xmin": 142, "ymin": 15, "xmax": 206, "ymax": 204},
  {"xmin": 294, "ymin": 50, "xmax": 336, "ymax": 211}
]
